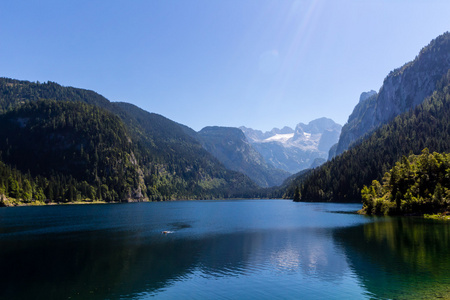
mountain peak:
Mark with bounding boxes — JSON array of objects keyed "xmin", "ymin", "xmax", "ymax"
[
  {"xmin": 270, "ymin": 126, "xmax": 295, "ymax": 135},
  {"xmin": 199, "ymin": 126, "xmax": 246, "ymax": 140},
  {"xmin": 359, "ymin": 90, "xmax": 377, "ymax": 103},
  {"xmin": 240, "ymin": 118, "xmax": 342, "ymax": 173}
]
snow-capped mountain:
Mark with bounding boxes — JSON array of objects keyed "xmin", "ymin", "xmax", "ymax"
[
  {"xmin": 240, "ymin": 118, "xmax": 342, "ymax": 174},
  {"xmin": 263, "ymin": 133, "xmax": 294, "ymax": 143},
  {"xmin": 194, "ymin": 126, "xmax": 291, "ymax": 188}
]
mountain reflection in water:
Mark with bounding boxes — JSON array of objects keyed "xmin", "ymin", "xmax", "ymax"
[
  {"xmin": 1, "ymin": 201, "xmax": 447, "ymax": 299},
  {"xmin": 1, "ymin": 227, "xmax": 352, "ymax": 299}
]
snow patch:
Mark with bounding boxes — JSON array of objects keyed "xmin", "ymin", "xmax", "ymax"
[{"xmin": 264, "ymin": 133, "xmax": 294, "ymax": 143}]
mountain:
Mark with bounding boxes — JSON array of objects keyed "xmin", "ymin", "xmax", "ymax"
[
  {"xmin": 0, "ymin": 78, "xmax": 259, "ymax": 203},
  {"xmin": 114, "ymin": 102, "xmax": 263, "ymax": 196},
  {"xmin": 241, "ymin": 118, "xmax": 342, "ymax": 173},
  {"xmin": 0, "ymin": 100, "xmax": 145, "ymax": 203},
  {"xmin": 334, "ymin": 32, "xmax": 450, "ymax": 157},
  {"xmin": 309, "ymin": 158, "xmax": 326, "ymax": 169},
  {"xmin": 195, "ymin": 126, "xmax": 291, "ymax": 187},
  {"xmin": 327, "ymin": 91, "xmax": 376, "ymax": 159},
  {"xmin": 241, "ymin": 126, "xmax": 295, "ymax": 142},
  {"xmin": 285, "ymin": 67, "xmax": 450, "ymax": 202}
]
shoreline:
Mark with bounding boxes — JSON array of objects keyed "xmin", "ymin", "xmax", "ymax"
[
  {"xmin": 1, "ymin": 196, "xmax": 285, "ymax": 207},
  {"xmin": 3, "ymin": 198, "xmax": 450, "ymax": 221},
  {"xmin": 0, "ymin": 199, "xmax": 114, "ymax": 207},
  {"xmin": 0, "ymin": 196, "xmax": 150, "ymax": 207},
  {"xmin": 357, "ymin": 208, "xmax": 450, "ymax": 220}
]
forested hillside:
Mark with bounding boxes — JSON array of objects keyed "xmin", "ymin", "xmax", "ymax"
[
  {"xmin": 0, "ymin": 100, "xmax": 142, "ymax": 203},
  {"xmin": 114, "ymin": 102, "xmax": 259, "ymax": 199},
  {"xmin": 0, "ymin": 78, "xmax": 113, "ymax": 112},
  {"xmin": 286, "ymin": 70, "xmax": 450, "ymax": 202},
  {"xmin": 0, "ymin": 79, "xmax": 259, "ymax": 204}
]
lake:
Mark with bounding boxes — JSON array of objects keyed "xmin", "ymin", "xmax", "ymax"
[{"xmin": 0, "ymin": 200, "xmax": 448, "ymax": 299}]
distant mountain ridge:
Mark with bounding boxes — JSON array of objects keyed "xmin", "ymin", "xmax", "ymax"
[
  {"xmin": 195, "ymin": 126, "xmax": 291, "ymax": 187},
  {"xmin": 241, "ymin": 118, "xmax": 342, "ymax": 173},
  {"xmin": 334, "ymin": 32, "xmax": 450, "ymax": 157}
]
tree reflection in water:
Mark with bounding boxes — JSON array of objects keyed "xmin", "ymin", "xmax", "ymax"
[{"xmin": 334, "ymin": 217, "xmax": 450, "ymax": 299}]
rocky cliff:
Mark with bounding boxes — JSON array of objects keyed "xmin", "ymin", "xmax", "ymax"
[{"xmin": 334, "ymin": 32, "xmax": 450, "ymax": 157}]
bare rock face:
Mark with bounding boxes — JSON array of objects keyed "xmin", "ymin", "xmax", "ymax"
[
  {"xmin": 241, "ymin": 118, "xmax": 342, "ymax": 174},
  {"xmin": 334, "ymin": 32, "xmax": 450, "ymax": 157}
]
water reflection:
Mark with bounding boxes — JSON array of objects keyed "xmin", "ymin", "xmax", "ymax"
[
  {"xmin": 0, "ymin": 230, "xmax": 198, "ymax": 299},
  {"xmin": 195, "ymin": 228, "xmax": 349, "ymax": 281},
  {"xmin": 6, "ymin": 202, "xmax": 429, "ymax": 299},
  {"xmin": 334, "ymin": 217, "xmax": 450, "ymax": 299},
  {"xmin": 265, "ymin": 228, "xmax": 348, "ymax": 281},
  {"xmin": 271, "ymin": 247, "xmax": 301, "ymax": 273},
  {"xmin": 0, "ymin": 227, "xmax": 353, "ymax": 299}
]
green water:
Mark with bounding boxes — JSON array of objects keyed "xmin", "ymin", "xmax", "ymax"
[{"xmin": 0, "ymin": 200, "xmax": 448, "ymax": 299}]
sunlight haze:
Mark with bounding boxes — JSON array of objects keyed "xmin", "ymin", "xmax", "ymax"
[{"xmin": 1, "ymin": 0, "xmax": 449, "ymax": 131}]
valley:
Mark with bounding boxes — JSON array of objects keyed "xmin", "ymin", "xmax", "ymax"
[{"xmin": 0, "ymin": 32, "xmax": 449, "ymax": 219}]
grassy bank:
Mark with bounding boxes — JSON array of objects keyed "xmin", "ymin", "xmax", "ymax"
[{"xmin": 0, "ymin": 195, "xmax": 118, "ymax": 207}]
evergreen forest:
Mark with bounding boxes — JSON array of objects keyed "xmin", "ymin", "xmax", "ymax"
[
  {"xmin": 0, "ymin": 79, "xmax": 259, "ymax": 205},
  {"xmin": 361, "ymin": 149, "xmax": 450, "ymax": 215}
]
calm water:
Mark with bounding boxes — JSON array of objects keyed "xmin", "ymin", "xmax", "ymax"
[{"xmin": 0, "ymin": 200, "xmax": 448, "ymax": 299}]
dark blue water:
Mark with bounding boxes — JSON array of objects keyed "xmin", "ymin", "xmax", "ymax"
[{"xmin": 0, "ymin": 200, "xmax": 448, "ymax": 299}]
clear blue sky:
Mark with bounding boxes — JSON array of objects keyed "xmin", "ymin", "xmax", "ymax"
[{"xmin": 1, "ymin": 1, "xmax": 449, "ymax": 131}]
